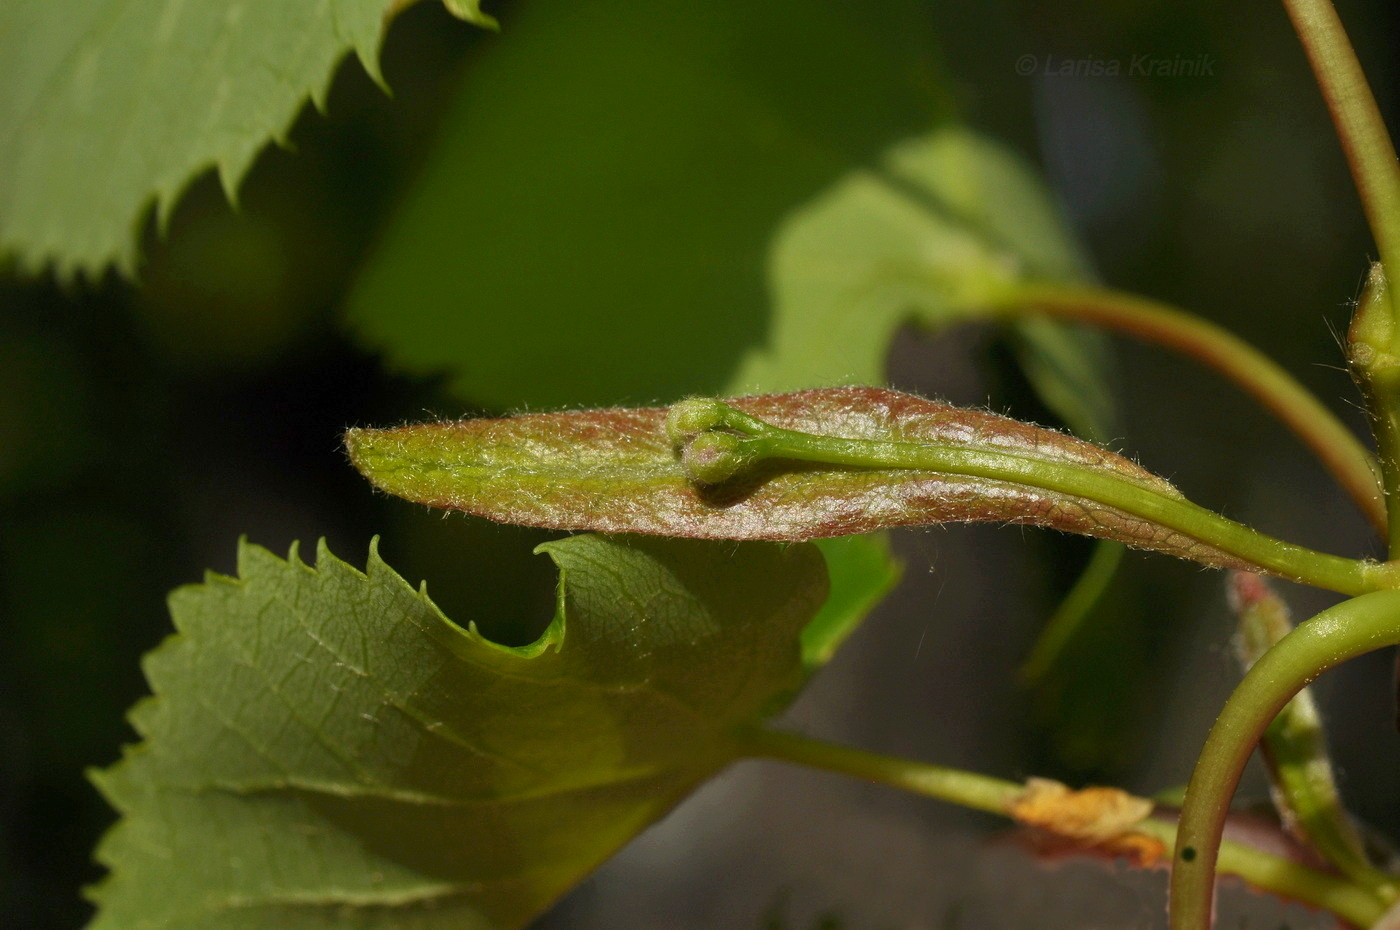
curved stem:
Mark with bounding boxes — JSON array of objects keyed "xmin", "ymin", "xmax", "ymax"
[
  {"xmin": 1170, "ymin": 590, "xmax": 1400, "ymax": 930},
  {"xmin": 1139, "ymin": 818, "xmax": 1385, "ymax": 929},
  {"xmin": 1231, "ymin": 573, "xmax": 1398, "ymax": 901},
  {"xmin": 707, "ymin": 402, "xmax": 1388, "ymax": 596},
  {"xmin": 734, "ymin": 726, "xmax": 1386, "ymax": 927},
  {"xmin": 986, "ymin": 282, "xmax": 1385, "ymax": 535},
  {"xmin": 1282, "ymin": 0, "xmax": 1400, "ymax": 321}
]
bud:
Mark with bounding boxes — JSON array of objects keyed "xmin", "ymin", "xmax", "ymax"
[
  {"xmin": 681, "ymin": 432, "xmax": 758, "ymax": 485},
  {"xmin": 1348, "ymin": 262, "xmax": 1394, "ymax": 377},
  {"xmin": 1347, "ymin": 262, "xmax": 1400, "ymax": 551},
  {"xmin": 664, "ymin": 397, "xmax": 729, "ymax": 446}
]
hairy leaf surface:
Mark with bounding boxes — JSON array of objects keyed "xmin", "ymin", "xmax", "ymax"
[
  {"xmin": 344, "ymin": 2, "xmax": 1119, "ymax": 681},
  {"xmin": 347, "ymin": 386, "xmax": 1237, "ymax": 567},
  {"xmin": 340, "ymin": 0, "xmax": 949, "ymax": 671},
  {"xmin": 87, "ymin": 535, "xmax": 825, "ymax": 929},
  {"xmin": 0, "ymin": 0, "xmax": 492, "ymax": 277}
]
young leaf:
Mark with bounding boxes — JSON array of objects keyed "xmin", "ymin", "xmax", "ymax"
[
  {"xmin": 0, "ymin": 0, "xmax": 493, "ymax": 278},
  {"xmin": 87, "ymin": 534, "xmax": 826, "ymax": 930},
  {"xmin": 349, "ymin": 115, "xmax": 1118, "ymax": 678},
  {"xmin": 347, "ymin": 386, "xmax": 1322, "ymax": 577}
]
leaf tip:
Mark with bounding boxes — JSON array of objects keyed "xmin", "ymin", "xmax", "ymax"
[
  {"xmin": 216, "ymin": 164, "xmax": 244, "ymax": 214},
  {"xmin": 342, "ymin": 425, "xmax": 367, "ymax": 456},
  {"xmin": 313, "ymin": 537, "xmax": 342, "ymax": 573},
  {"xmin": 234, "ymin": 534, "xmax": 257, "ymax": 574},
  {"xmin": 441, "ymin": 0, "xmax": 500, "ymax": 30},
  {"xmin": 355, "ymin": 44, "xmax": 392, "ymax": 96}
]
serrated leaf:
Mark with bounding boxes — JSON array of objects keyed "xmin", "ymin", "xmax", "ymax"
[
  {"xmin": 87, "ymin": 534, "xmax": 826, "ymax": 929},
  {"xmin": 0, "ymin": 0, "xmax": 493, "ymax": 278},
  {"xmin": 346, "ymin": 386, "xmax": 1242, "ymax": 569}
]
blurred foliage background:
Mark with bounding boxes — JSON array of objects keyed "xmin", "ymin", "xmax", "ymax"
[{"xmin": 2, "ymin": 0, "xmax": 1398, "ymax": 926}]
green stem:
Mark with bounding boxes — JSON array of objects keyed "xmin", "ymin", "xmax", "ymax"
[
  {"xmin": 1019, "ymin": 540, "xmax": 1124, "ymax": 684},
  {"xmin": 1369, "ymin": 390, "xmax": 1400, "ymax": 561},
  {"xmin": 734, "ymin": 726, "xmax": 1386, "ymax": 927},
  {"xmin": 1170, "ymin": 590, "xmax": 1400, "ymax": 930},
  {"xmin": 987, "ymin": 282, "xmax": 1385, "ymax": 536},
  {"xmin": 1283, "ymin": 0, "xmax": 1400, "ymax": 322},
  {"xmin": 736, "ymin": 725, "xmax": 1018, "ymax": 815},
  {"xmin": 702, "ymin": 402, "xmax": 1387, "ymax": 596},
  {"xmin": 1231, "ymin": 573, "xmax": 1397, "ymax": 901}
]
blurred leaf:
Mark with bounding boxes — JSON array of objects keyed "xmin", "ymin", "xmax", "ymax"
[
  {"xmin": 0, "ymin": 322, "xmax": 94, "ymax": 494},
  {"xmin": 133, "ymin": 187, "xmax": 326, "ymax": 371},
  {"xmin": 736, "ymin": 128, "xmax": 1095, "ymax": 394},
  {"xmin": 348, "ymin": 0, "xmax": 947, "ymax": 410},
  {"xmin": 800, "ymin": 534, "xmax": 901, "ymax": 670},
  {"xmin": 0, "ymin": 0, "xmax": 492, "ymax": 277},
  {"xmin": 1009, "ymin": 319, "xmax": 1116, "ymax": 444},
  {"xmin": 88, "ymin": 534, "xmax": 826, "ymax": 929}
]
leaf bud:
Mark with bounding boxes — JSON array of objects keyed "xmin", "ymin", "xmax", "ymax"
[
  {"xmin": 1348, "ymin": 262, "xmax": 1395, "ymax": 377},
  {"xmin": 681, "ymin": 431, "xmax": 757, "ymax": 485},
  {"xmin": 665, "ymin": 397, "xmax": 731, "ymax": 446}
]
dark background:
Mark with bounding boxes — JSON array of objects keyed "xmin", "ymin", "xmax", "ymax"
[{"xmin": 2, "ymin": 0, "xmax": 1397, "ymax": 926}]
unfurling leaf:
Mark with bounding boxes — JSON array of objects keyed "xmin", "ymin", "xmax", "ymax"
[
  {"xmin": 347, "ymin": 386, "xmax": 1250, "ymax": 569},
  {"xmin": 87, "ymin": 534, "xmax": 826, "ymax": 930}
]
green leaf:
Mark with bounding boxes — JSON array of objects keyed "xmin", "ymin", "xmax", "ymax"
[
  {"xmin": 801, "ymin": 535, "xmax": 901, "ymax": 670},
  {"xmin": 87, "ymin": 534, "xmax": 826, "ymax": 929},
  {"xmin": 347, "ymin": 0, "xmax": 948, "ymax": 410},
  {"xmin": 0, "ymin": 0, "xmax": 493, "ymax": 278},
  {"xmin": 736, "ymin": 127, "xmax": 1096, "ymax": 394}
]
